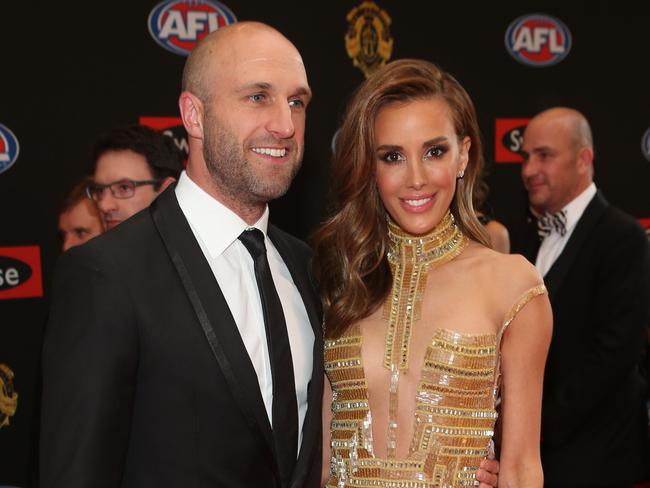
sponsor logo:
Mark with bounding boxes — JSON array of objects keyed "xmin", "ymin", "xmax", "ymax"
[
  {"xmin": 505, "ymin": 13, "xmax": 571, "ymax": 67},
  {"xmin": 0, "ymin": 364, "xmax": 18, "ymax": 429},
  {"xmin": 0, "ymin": 246, "xmax": 43, "ymax": 300},
  {"xmin": 495, "ymin": 118, "xmax": 530, "ymax": 163},
  {"xmin": 140, "ymin": 116, "xmax": 188, "ymax": 164},
  {"xmin": 0, "ymin": 124, "xmax": 20, "ymax": 174},
  {"xmin": 148, "ymin": 0, "xmax": 237, "ymax": 56},
  {"xmin": 641, "ymin": 128, "xmax": 650, "ymax": 162},
  {"xmin": 345, "ymin": 1, "xmax": 393, "ymax": 78}
]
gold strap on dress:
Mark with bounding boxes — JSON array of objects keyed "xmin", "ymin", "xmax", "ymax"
[
  {"xmin": 498, "ymin": 283, "xmax": 547, "ymax": 337},
  {"xmin": 493, "ymin": 283, "xmax": 548, "ymax": 401}
]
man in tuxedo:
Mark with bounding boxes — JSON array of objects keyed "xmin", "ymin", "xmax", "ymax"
[
  {"xmin": 40, "ymin": 22, "xmax": 323, "ymax": 488},
  {"xmin": 512, "ymin": 107, "xmax": 650, "ymax": 487}
]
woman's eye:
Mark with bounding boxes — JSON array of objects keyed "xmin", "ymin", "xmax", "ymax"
[
  {"xmin": 425, "ymin": 146, "xmax": 445, "ymax": 159},
  {"xmin": 381, "ymin": 151, "xmax": 403, "ymax": 163}
]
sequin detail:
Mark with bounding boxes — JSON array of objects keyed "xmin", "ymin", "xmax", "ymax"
[
  {"xmin": 324, "ymin": 284, "xmax": 547, "ymax": 487},
  {"xmin": 384, "ymin": 211, "xmax": 468, "ymax": 371}
]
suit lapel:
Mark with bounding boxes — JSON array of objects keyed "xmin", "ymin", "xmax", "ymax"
[
  {"xmin": 544, "ymin": 191, "xmax": 608, "ymax": 301},
  {"xmin": 268, "ymin": 225, "xmax": 324, "ymax": 488},
  {"xmin": 150, "ymin": 187, "xmax": 277, "ymax": 468}
]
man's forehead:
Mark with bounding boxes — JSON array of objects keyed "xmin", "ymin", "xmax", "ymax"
[
  {"xmin": 223, "ymin": 53, "xmax": 307, "ymax": 82},
  {"xmin": 94, "ymin": 151, "xmax": 154, "ymax": 182}
]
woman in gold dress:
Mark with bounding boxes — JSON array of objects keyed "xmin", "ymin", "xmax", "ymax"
[{"xmin": 312, "ymin": 59, "xmax": 552, "ymax": 487}]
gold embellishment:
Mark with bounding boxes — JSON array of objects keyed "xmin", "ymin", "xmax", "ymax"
[
  {"xmin": 500, "ymin": 284, "xmax": 548, "ymax": 335},
  {"xmin": 345, "ymin": 1, "xmax": 393, "ymax": 79},
  {"xmin": 0, "ymin": 363, "xmax": 18, "ymax": 428},
  {"xmin": 323, "ymin": 221, "xmax": 509, "ymax": 486},
  {"xmin": 383, "ymin": 211, "xmax": 467, "ymax": 461},
  {"xmin": 384, "ymin": 211, "xmax": 468, "ymax": 371}
]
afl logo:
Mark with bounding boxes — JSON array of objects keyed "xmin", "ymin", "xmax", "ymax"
[
  {"xmin": 148, "ymin": 0, "xmax": 237, "ymax": 56},
  {"xmin": 641, "ymin": 128, "xmax": 650, "ymax": 162},
  {"xmin": 505, "ymin": 13, "xmax": 571, "ymax": 67},
  {"xmin": 0, "ymin": 124, "xmax": 20, "ymax": 175}
]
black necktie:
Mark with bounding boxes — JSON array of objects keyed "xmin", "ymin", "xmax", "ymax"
[
  {"xmin": 238, "ymin": 228, "xmax": 298, "ymax": 485},
  {"xmin": 537, "ymin": 210, "xmax": 567, "ymax": 239}
]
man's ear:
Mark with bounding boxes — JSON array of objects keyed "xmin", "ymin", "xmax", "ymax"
[
  {"xmin": 157, "ymin": 176, "xmax": 176, "ymax": 193},
  {"xmin": 577, "ymin": 146, "xmax": 594, "ymax": 176},
  {"xmin": 179, "ymin": 91, "xmax": 204, "ymax": 140}
]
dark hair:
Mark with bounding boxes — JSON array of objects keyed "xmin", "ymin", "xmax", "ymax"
[
  {"xmin": 59, "ymin": 176, "xmax": 95, "ymax": 214},
  {"xmin": 312, "ymin": 59, "xmax": 489, "ymax": 339},
  {"xmin": 91, "ymin": 125, "xmax": 183, "ymax": 187}
]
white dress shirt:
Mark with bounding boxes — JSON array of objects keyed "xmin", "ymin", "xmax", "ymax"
[
  {"xmin": 536, "ymin": 182, "xmax": 597, "ymax": 276},
  {"xmin": 175, "ymin": 171, "xmax": 314, "ymax": 451}
]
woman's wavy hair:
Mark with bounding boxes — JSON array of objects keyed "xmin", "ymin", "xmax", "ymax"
[{"xmin": 311, "ymin": 59, "xmax": 489, "ymax": 339}]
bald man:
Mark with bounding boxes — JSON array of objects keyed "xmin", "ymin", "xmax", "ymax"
[
  {"xmin": 512, "ymin": 108, "xmax": 650, "ymax": 487},
  {"xmin": 40, "ymin": 23, "xmax": 322, "ymax": 488}
]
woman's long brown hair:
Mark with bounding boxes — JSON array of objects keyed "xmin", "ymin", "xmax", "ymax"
[{"xmin": 311, "ymin": 59, "xmax": 489, "ymax": 339}]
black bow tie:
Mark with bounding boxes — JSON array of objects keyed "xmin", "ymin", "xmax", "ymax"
[{"xmin": 537, "ymin": 210, "xmax": 567, "ymax": 239}]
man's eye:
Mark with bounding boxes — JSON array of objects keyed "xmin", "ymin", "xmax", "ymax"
[
  {"xmin": 289, "ymin": 98, "xmax": 305, "ymax": 109},
  {"xmin": 249, "ymin": 94, "xmax": 266, "ymax": 102}
]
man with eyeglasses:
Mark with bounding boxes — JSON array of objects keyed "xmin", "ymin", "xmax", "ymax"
[{"xmin": 86, "ymin": 124, "xmax": 183, "ymax": 229}]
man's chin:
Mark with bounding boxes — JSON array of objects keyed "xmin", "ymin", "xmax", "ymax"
[{"xmin": 104, "ymin": 219, "xmax": 121, "ymax": 230}]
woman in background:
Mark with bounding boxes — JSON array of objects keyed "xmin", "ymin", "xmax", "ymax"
[{"xmin": 474, "ymin": 176, "xmax": 510, "ymax": 253}]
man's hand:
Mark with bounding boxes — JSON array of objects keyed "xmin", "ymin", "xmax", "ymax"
[{"xmin": 476, "ymin": 457, "xmax": 499, "ymax": 487}]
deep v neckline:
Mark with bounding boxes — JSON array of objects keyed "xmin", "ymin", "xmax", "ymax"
[{"xmin": 356, "ymin": 324, "xmax": 499, "ymax": 459}]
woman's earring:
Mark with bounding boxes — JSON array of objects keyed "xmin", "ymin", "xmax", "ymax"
[{"xmin": 457, "ymin": 170, "xmax": 465, "ymax": 179}]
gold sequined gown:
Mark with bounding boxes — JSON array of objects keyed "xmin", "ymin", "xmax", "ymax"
[{"xmin": 324, "ymin": 213, "xmax": 546, "ymax": 488}]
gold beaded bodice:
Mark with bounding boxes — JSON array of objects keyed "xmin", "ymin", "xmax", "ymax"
[{"xmin": 324, "ymin": 212, "xmax": 547, "ymax": 487}]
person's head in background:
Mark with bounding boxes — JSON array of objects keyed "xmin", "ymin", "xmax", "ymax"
[
  {"xmin": 521, "ymin": 107, "xmax": 594, "ymax": 215},
  {"xmin": 87, "ymin": 124, "xmax": 184, "ymax": 230},
  {"xmin": 58, "ymin": 176, "xmax": 104, "ymax": 251}
]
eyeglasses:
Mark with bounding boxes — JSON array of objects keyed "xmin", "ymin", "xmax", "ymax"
[{"xmin": 86, "ymin": 179, "xmax": 161, "ymax": 201}]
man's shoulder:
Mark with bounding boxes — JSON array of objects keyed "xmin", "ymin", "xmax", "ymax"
[
  {"xmin": 590, "ymin": 196, "xmax": 645, "ymax": 241},
  {"xmin": 62, "ymin": 209, "xmax": 160, "ymax": 271}
]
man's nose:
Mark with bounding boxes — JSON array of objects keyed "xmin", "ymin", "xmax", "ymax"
[
  {"xmin": 96, "ymin": 190, "xmax": 118, "ymax": 213},
  {"xmin": 265, "ymin": 102, "xmax": 295, "ymax": 139}
]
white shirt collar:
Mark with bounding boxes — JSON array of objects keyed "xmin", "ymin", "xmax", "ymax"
[
  {"xmin": 174, "ymin": 171, "xmax": 269, "ymax": 259},
  {"xmin": 560, "ymin": 182, "xmax": 597, "ymax": 234}
]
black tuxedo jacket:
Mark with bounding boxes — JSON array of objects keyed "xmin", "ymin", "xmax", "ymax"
[
  {"xmin": 40, "ymin": 186, "xmax": 324, "ymax": 488},
  {"xmin": 511, "ymin": 191, "xmax": 650, "ymax": 487}
]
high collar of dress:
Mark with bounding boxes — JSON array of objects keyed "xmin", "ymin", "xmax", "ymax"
[{"xmin": 386, "ymin": 210, "xmax": 468, "ymax": 268}]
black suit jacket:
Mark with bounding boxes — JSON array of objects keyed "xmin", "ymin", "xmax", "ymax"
[
  {"xmin": 40, "ymin": 186, "xmax": 324, "ymax": 488},
  {"xmin": 511, "ymin": 191, "xmax": 650, "ymax": 487}
]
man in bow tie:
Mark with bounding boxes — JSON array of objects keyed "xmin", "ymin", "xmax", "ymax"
[{"xmin": 512, "ymin": 107, "xmax": 650, "ymax": 487}]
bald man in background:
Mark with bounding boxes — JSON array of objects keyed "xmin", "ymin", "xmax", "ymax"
[{"xmin": 512, "ymin": 107, "xmax": 650, "ymax": 487}]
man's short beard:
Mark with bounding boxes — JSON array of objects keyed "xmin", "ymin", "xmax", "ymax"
[{"xmin": 202, "ymin": 110, "xmax": 302, "ymax": 207}]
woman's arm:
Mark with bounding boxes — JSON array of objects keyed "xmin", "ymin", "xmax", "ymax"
[
  {"xmin": 321, "ymin": 374, "xmax": 333, "ymax": 487},
  {"xmin": 498, "ymin": 291, "xmax": 552, "ymax": 487}
]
